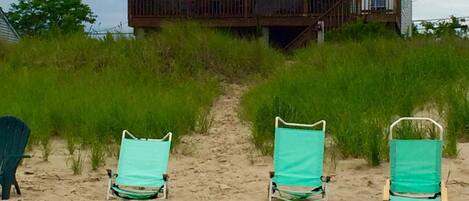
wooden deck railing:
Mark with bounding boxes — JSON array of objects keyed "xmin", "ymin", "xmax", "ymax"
[
  {"xmin": 129, "ymin": 0, "xmax": 252, "ymax": 18},
  {"xmin": 129, "ymin": 0, "xmax": 398, "ymax": 18}
]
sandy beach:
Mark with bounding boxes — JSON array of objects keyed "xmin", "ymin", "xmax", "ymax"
[{"xmin": 9, "ymin": 84, "xmax": 469, "ymax": 201}]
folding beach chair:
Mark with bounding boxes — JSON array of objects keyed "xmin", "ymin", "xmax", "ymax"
[
  {"xmin": 0, "ymin": 116, "xmax": 31, "ymax": 200},
  {"xmin": 107, "ymin": 130, "xmax": 172, "ymax": 200},
  {"xmin": 383, "ymin": 117, "xmax": 448, "ymax": 201},
  {"xmin": 268, "ymin": 117, "xmax": 331, "ymax": 201}
]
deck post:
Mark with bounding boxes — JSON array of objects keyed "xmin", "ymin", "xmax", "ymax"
[
  {"xmin": 303, "ymin": 0, "xmax": 309, "ymax": 16},
  {"xmin": 134, "ymin": 28, "xmax": 146, "ymax": 39},
  {"xmin": 317, "ymin": 21, "xmax": 325, "ymax": 44},
  {"xmin": 244, "ymin": 0, "xmax": 248, "ymax": 17},
  {"xmin": 261, "ymin": 27, "xmax": 270, "ymax": 45}
]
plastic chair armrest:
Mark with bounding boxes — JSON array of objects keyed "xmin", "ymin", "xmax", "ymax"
[
  {"xmin": 321, "ymin": 176, "xmax": 333, "ymax": 183},
  {"xmin": 106, "ymin": 169, "xmax": 118, "ymax": 178},
  {"xmin": 269, "ymin": 171, "xmax": 275, "ymax": 178}
]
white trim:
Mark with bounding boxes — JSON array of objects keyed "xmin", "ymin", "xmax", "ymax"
[
  {"xmin": 161, "ymin": 132, "xmax": 172, "ymax": 142},
  {"xmin": 122, "ymin": 130, "xmax": 172, "ymax": 142},
  {"xmin": 275, "ymin": 117, "xmax": 326, "ymax": 131},
  {"xmin": 122, "ymin": 130, "xmax": 137, "ymax": 139},
  {"xmin": 389, "ymin": 117, "xmax": 444, "ymax": 141}
]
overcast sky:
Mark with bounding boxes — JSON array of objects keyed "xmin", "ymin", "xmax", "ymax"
[{"xmin": 1, "ymin": 0, "xmax": 469, "ymax": 31}]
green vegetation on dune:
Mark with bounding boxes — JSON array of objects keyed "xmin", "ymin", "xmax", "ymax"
[
  {"xmin": 151, "ymin": 24, "xmax": 283, "ymax": 79},
  {"xmin": 2, "ymin": 21, "xmax": 469, "ymax": 168},
  {"xmin": 0, "ymin": 40, "xmax": 9, "ymax": 61},
  {"xmin": 242, "ymin": 38, "xmax": 469, "ymax": 165},
  {"xmin": 0, "ymin": 23, "xmax": 281, "ymax": 167},
  {"xmin": 0, "ymin": 67, "xmax": 217, "ymax": 146}
]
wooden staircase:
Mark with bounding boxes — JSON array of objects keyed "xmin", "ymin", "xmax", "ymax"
[{"xmin": 284, "ymin": 0, "xmax": 359, "ymax": 50}]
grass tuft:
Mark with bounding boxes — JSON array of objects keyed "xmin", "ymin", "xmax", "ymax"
[
  {"xmin": 90, "ymin": 142, "xmax": 106, "ymax": 171},
  {"xmin": 68, "ymin": 150, "xmax": 84, "ymax": 175}
]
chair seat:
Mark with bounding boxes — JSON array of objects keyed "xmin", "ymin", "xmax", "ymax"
[
  {"xmin": 111, "ymin": 185, "xmax": 160, "ymax": 200},
  {"xmin": 390, "ymin": 195, "xmax": 441, "ymax": 201},
  {"xmin": 274, "ymin": 186, "xmax": 324, "ymax": 200}
]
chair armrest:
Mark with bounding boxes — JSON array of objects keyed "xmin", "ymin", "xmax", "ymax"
[
  {"xmin": 321, "ymin": 176, "xmax": 333, "ymax": 183},
  {"xmin": 22, "ymin": 154, "xmax": 32, "ymax": 158},
  {"xmin": 163, "ymin": 174, "xmax": 169, "ymax": 181},
  {"xmin": 383, "ymin": 179, "xmax": 390, "ymax": 201},
  {"xmin": 106, "ymin": 169, "xmax": 118, "ymax": 178},
  {"xmin": 269, "ymin": 171, "xmax": 275, "ymax": 178},
  {"xmin": 106, "ymin": 169, "xmax": 112, "ymax": 178},
  {"xmin": 7, "ymin": 154, "xmax": 32, "ymax": 158},
  {"xmin": 441, "ymin": 180, "xmax": 448, "ymax": 201}
]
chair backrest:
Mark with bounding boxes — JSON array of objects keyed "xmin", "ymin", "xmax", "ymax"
[
  {"xmin": 0, "ymin": 116, "xmax": 30, "ymax": 176},
  {"xmin": 390, "ymin": 139, "xmax": 442, "ymax": 194},
  {"xmin": 273, "ymin": 127, "xmax": 325, "ymax": 188},
  {"xmin": 115, "ymin": 131, "xmax": 171, "ymax": 188},
  {"xmin": 388, "ymin": 117, "xmax": 443, "ymax": 194}
]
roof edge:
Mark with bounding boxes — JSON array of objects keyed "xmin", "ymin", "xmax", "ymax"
[{"xmin": 0, "ymin": 6, "xmax": 21, "ymax": 40}]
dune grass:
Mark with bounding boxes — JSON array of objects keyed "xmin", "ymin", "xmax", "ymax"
[
  {"xmin": 0, "ymin": 23, "xmax": 281, "ymax": 167},
  {"xmin": 4, "ymin": 22, "xmax": 467, "ymax": 168},
  {"xmin": 242, "ymin": 38, "xmax": 469, "ymax": 165},
  {"xmin": 0, "ymin": 63, "xmax": 217, "ymax": 149}
]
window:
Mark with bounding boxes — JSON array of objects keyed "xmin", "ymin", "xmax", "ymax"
[{"xmin": 371, "ymin": 0, "xmax": 387, "ymax": 10}]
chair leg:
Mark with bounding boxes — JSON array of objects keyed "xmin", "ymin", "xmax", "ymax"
[
  {"xmin": 382, "ymin": 179, "xmax": 390, "ymax": 201},
  {"xmin": 106, "ymin": 178, "xmax": 112, "ymax": 200},
  {"xmin": 267, "ymin": 181, "xmax": 273, "ymax": 201},
  {"xmin": 164, "ymin": 184, "xmax": 169, "ymax": 199},
  {"xmin": 1, "ymin": 182, "xmax": 12, "ymax": 200},
  {"xmin": 441, "ymin": 180, "xmax": 448, "ymax": 201},
  {"xmin": 13, "ymin": 177, "xmax": 21, "ymax": 195}
]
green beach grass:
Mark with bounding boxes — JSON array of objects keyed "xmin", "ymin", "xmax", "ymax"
[
  {"xmin": 0, "ymin": 23, "xmax": 281, "ymax": 168},
  {"xmin": 242, "ymin": 38, "xmax": 469, "ymax": 165},
  {"xmin": 2, "ymin": 22, "xmax": 468, "ymax": 168}
]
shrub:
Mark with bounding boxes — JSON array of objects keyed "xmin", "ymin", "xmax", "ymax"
[{"xmin": 327, "ymin": 20, "xmax": 398, "ymax": 42}]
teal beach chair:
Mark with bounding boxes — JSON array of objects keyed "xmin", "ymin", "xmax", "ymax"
[
  {"xmin": 107, "ymin": 130, "xmax": 172, "ymax": 200},
  {"xmin": 383, "ymin": 117, "xmax": 448, "ymax": 201},
  {"xmin": 268, "ymin": 117, "xmax": 331, "ymax": 201},
  {"xmin": 0, "ymin": 116, "xmax": 31, "ymax": 200}
]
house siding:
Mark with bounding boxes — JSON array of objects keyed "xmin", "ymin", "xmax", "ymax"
[{"xmin": 0, "ymin": 7, "xmax": 20, "ymax": 42}]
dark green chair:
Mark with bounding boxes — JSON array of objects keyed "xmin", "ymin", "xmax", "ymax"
[{"xmin": 0, "ymin": 116, "xmax": 30, "ymax": 200}]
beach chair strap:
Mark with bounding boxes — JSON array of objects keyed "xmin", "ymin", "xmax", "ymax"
[
  {"xmin": 111, "ymin": 184, "xmax": 164, "ymax": 200},
  {"xmin": 273, "ymin": 185, "xmax": 324, "ymax": 200}
]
